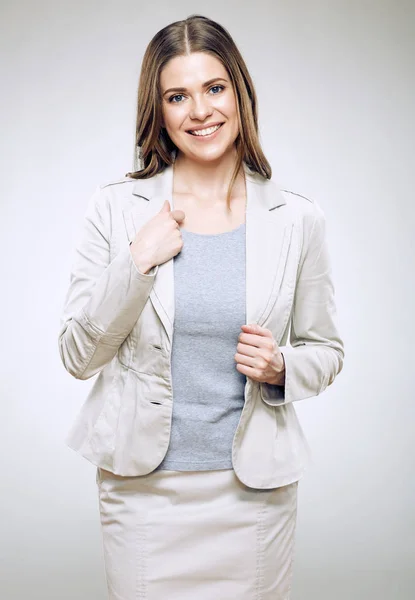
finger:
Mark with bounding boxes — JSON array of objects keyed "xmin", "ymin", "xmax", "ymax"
[
  {"xmin": 234, "ymin": 353, "xmax": 256, "ymax": 368},
  {"xmin": 238, "ymin": 332, "xmax": 265, "ymax": 348},
  {"xmin": 236, "ymin": 363, "xmax": 260, "ymax": 379},
  {"xmin": 172, "ymin": 209, "xmax": 185, "ymax": 222},
  {"xmin": 236, "ymin": 343, "xmax": 257, "ymax": 358},
  {"xmin": 160, "ymin": 200, "xmax": 171, "ymax": 212},
  {"xmin": 241, "ymin": 323, "xmax": 273, "ymax": 338}
]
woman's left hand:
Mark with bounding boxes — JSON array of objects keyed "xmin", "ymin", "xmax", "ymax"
[{"xmin": 234, "ymin": 323, "xmax": 285, "ymax": 385}]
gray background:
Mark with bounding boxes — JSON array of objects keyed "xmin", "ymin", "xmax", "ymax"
[{"xmin": 1, "ymin": 1, "xmax": 414, "ymax": 598}]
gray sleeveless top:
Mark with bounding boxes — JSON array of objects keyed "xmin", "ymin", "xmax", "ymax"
[{"xmin": 155, "ymin": 222, "xmax": 247, "ymax": 471}]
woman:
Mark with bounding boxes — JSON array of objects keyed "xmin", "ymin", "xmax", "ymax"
[{"xmin": 59, "ymin": 14, "xmax": 344, "ymax": 600}]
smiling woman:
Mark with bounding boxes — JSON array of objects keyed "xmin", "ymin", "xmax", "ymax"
[
  {"xmin": 59, "ymin": 12, "xmax": 344, "ymax": 600},
  {"xmin": 160, "ymin": 53, "xmax": 237, "ymax": 159},
  {"xmin": 125, "ymin": 16, "xmax": 271, "ymax": 211}
]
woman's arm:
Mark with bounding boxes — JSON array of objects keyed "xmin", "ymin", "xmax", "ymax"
[
  {"xmin": 58, "ymin": 186, "xmax": 158, "ymax": 380},
  {"xmin": 260, "ymin": 202, "xmax": 344, "ymax": 406}
]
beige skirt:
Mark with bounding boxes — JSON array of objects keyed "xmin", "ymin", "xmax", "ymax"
[{"xmin": 96, "ymin": 466, "xmax": 299, "ymax": 600}]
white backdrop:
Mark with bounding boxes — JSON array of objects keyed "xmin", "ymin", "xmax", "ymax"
[{"xmin": 1, "ymin": 1, "xmax": 414, "ymax": 598}]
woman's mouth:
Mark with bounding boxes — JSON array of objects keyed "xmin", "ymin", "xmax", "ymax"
[{"xmin": 186, "ymin": 123, "xmax": 224, "ymax": 139}]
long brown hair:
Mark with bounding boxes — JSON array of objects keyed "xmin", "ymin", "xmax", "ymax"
[{"xmin": 126, "ymin": 14, "xmax": 272, "ymax": 211}]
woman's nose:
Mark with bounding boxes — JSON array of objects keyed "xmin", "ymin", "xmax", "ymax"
[{"xmin": 189, "ymin": 96, "xmax": 213, "ymax": 120}]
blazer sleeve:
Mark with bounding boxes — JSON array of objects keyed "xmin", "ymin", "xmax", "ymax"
[
  {"xmin": 58, "ymin": 185, "xmax": 158, "ymax": 380},
  {"xmin": 259, "ymin": 201, "xmax": 344, "ymax": 406}
]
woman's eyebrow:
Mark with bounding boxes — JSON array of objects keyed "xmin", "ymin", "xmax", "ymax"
[{"xmin": 163, "ymin": 78, "xmax": 228, "ymax": 96}]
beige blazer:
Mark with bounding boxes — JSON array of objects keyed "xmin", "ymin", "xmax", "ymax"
[{"xmin": 58, "ymin": 163, "xmax": 344, "ymax": 489}]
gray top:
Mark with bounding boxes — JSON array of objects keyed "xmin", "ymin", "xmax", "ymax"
[{"xmin": 156, "ymin": 222, "xmax": 247, "ymax": 471}]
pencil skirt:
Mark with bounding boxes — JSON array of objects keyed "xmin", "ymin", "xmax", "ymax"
[{"xmin": 95, "ymin": 466, "xmax": 299, "ymax": 600}]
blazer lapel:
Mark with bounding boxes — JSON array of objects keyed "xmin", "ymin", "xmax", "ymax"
[
  {"xmin": 123, "ymin": 163, "xmax": 292, "ymax": 346},
  {"xmin": 244, "ymin": 169, "xmax": 293, "ymax": 332}
]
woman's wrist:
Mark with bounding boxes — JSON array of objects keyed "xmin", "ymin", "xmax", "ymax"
[{"xmin": 129, "ymin": 241, "xmax": 154, "ymax": 275}]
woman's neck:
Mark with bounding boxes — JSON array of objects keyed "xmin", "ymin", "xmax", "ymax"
[{"xmin": 172, "ymin": 151, "xmax": 245, "ymax": 204}]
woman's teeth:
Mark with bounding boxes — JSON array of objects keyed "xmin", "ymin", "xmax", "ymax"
[{"xmin": 188, "ymin": 124, "xmax": 222, "ymax": 136}]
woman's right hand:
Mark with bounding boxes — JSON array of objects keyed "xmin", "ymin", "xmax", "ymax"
[{"xmin": 129, "ymin": 200, "xmax": 185, "ymax": 274}]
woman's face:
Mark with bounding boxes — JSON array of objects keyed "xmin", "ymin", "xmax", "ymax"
[{"xmin": 160, "ymin": 52, "xmax": 240, "ymax": 164}]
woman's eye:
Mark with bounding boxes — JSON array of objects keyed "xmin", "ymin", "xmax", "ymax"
[
  {"xmin": 168, "ymin": 85, "xmax": 224, "ymax": 104},
  {"xmin": 169, "ymin": 94, "xmax": 184, "ymax": 103}
]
